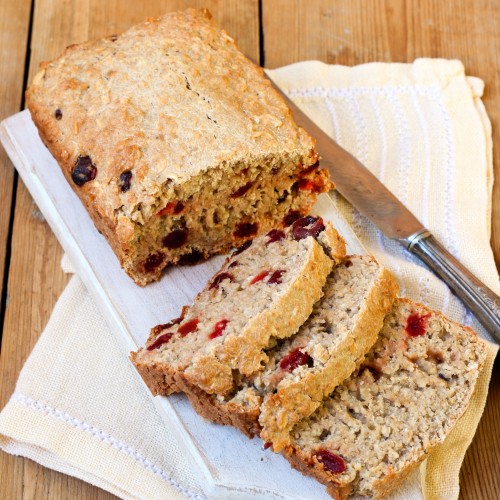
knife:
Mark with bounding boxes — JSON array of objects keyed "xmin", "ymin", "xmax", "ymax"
[{"xmin": 270, "ymin": 80, "xmax": 500, "ymax": 342}]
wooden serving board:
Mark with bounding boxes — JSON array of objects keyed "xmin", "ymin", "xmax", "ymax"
[{"xmin": 0, "ymin": 110, "xmax": 365, "ymax": 499}]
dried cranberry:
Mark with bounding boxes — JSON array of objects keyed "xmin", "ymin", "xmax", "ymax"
[
  {"xmin": 150, "ymin": 316, "xmax": 183, "ymax": 336},
  {"xmin": 119, "ymin": 170, "xmax": 132, "ymax": 192},
  {"xmin": 314, "ymin": 450, "xmax": 346, "ymax": 474},
  {"xmin": 283, "ymin": 210, "xmax": 301, "ymax": 226},
  {"xmin": 232, "ymin": 240, "xmax": 252, "ymax": 256},
  {"xmin": 209, "ymin": 272, "xmax": 234, "ymax": 290},
  {"xmin": 147, "ymin": 332, "xmax": 173, "ymax": 350},
  {"xmin": 178, "ymin": 319, "xmax": 199, "ymax": 337},
  {"xmin": 405, "ymin": 313, "xmax": 431, "ymax": 337},
  {"xmin": 143, "ymin": 252, "xmax": 165, "ymax": 273},
  {"xmin": 157, "ymin": 201, "xmax": 185, "ymax": 216},
  {"xmin": 72, "ymin": 155, "xmax": 97, "ymax": 186},
  {"xmin": 163, "ymin": 229, "xmax": 188, "ymax": 249},
  {"xmin": 263, "ymin": 442, "xmax": 273, "ymax": 450},
  {"xmin": 297, "ymin": 179, "xmax": 313, "ymax": 191},
  {"xmin": 209, "ymin": 319, "xmax": 229, "ymax": 339},
  {"xmin": 55, "ymin": 109, "xmax": 63, "ymax": 120},
  {"xmin": 344, "ymin": 259, "xmax": 353, "ymax": 268},
  {"xmin": 228, "ymin": 261, "xmax": 239, "ymax": 268},
  {"xmin": 266, "ymin": 229, "xmax": 286, "ymax": 245},
  {"xmin": 250, "ymin": 270, "xmax": 270, "ymax": 285},
  {"xmin": 279, "ymin": 348, "xmax": 313, "ymax": 372},
  {"xmin": 178, "ymin": 249, "xmax": 203, "ymax": 265},
  {"xmin": 292, "ymin": 216, "xmax": 325, "ymax": 241},
  {"xmin": 268, "ymin": 269, "xmax": 285, "ymax": 284},
  {"xmin": 234, "ymin": 222, "xmax": 258, "ymax": 238},
  {"xmin": 231, "ymin": 181, "xmax": 253, "ymax": 198}
]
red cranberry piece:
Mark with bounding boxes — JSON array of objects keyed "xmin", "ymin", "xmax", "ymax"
[
  {"xmin": 150, "ymin": 315, "xmax": 184, "ymax": 336},
  {"xmin": 263, "ymin": 442, "xmax": 273, "ymax": 450},
  {"xmin": 234, "ymin": 222, "xmax": 258, "ymax": 238},
  {"xmin": 178, "ymin": 319, "xmax": 199, "ymax": 337},
  {"xmin": 292, "ymin": 216, "xmax": 325, "ymax": 241},
  {"xmin": 268, "ymin": 269, "xmax": 286, "ymax": 284},
  {"xmin": 163, "ymin": 229, "xmax": 188, "ymax": 249},
  {"xmin": 178, "ymin": 249, "xmax": 203, "ymax": 265},
  {"xmin": 283, "ymin": 210, "xmax": 302, "ymax": 226},
  {"xmin": 344, "ymin": 259, "xmax": 353, "ymax": 268},
  {"xmin": 250, "ymin": 270, "xmax": 270, "ymax": 285},
  {"xmin": 298, "ymin": 179, "xmax": 313, "ymax": 191},
  {"xmin": 314, "ymin": 450, "xmax": 346, "ymax": 474},
  {"xmin": 55, "ymin": 108, "xmax": 63, "ymax": 120},
  {"xmin": 209, "ymin": 319, "xmax": 229, "ymax": 339},
  {"xmin": 405, "ymin": 313, "xmax": 431, "ymax": 337},
  {"xmin": 143, "ymin": 252, "xmax": 165, "ymax": 273},
  {"xmin": 231, "ymin": 181, "xmax": 253, "ymax": 198},
  {"xmin": 209, "ymin": 272, "xmax": 234, "ymax": 290},
  {"xmin": 232, "ymin": 240, "xmax": 252, "ymax": 256},
  {"xmin": 228, "ymin": 261, "xmax": 239, "ymax": 269},
  {"xmin": 266, "ymin": 229, "xmax": 286, "ymax": 245},
  {"xmin": 279, "ymin": 348, "xmax": 313, "ymax": 372},
  {"xmin": 147, "ymin": 332, "xmax": 173, "ymax": 351},
  {"xmin": 157, "ymin": 201, "xmax": 185, "ymax": 216},
  {"xmin": 72, "ymin": 155, "xmax": 97, "ymax": 186},
  {"xmin": 119, "ymin": 170, "xmax": 132, "ymax": 192}
]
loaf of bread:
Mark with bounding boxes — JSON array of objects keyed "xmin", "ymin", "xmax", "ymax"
[
  {"xmin": 284, "ymin": 298, "xmax": 486, "ymax": 499},
  {"xmin": 177, "ymin": 255, "xmax": 399, "ymax": 449},
  {"xmin": 131, "ymin": 216, "xmax": 346, "ymax": 397},
  {"xmin": 26, "ymin": 9, "xmax": 332, "ymax": 285}
]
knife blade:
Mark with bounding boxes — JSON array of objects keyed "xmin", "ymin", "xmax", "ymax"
[{"xmin": 269, "ymin": 79, "xmax": 500, "ymax": 341}]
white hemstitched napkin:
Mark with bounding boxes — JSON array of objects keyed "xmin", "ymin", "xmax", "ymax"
[{"xmin": 1, "ymin": 59, "xmax": 498, "ymax": 499}]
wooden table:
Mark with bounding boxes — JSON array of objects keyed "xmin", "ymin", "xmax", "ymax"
[{"xmin": 0, "ymin": 1, "xmax": 498, "ymax": 498}]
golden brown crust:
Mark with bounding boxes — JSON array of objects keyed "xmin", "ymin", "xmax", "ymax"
[
  {"xmin": 183, "ymin": 234, "xmax": 337, "ymax": 395},
  {"xmin": 25, "ymin": 8, "xmax": 328, "ymax": 285},
  {"xmin": 260, "ymin": 266, "xmax": 399, "ymax": 451},
  {"xmin": 174, "ymin": 375, "xmax": 261, "ymax": 438}
]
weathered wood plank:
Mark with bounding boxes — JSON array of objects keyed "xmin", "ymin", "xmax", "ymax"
[{"xmin": 0, "ymin": 0, "xmax": 32, "ymax": 323}]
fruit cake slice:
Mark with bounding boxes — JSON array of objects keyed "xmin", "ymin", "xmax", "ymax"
[
  {"xmin": 131, "ymin": 216, "xmax": 346, "ymax": 397},
  {"xmin": 284, "ymin": 298, "xmax": 487, "ymax": 499},
  {"xmin": 26, "ymin": 8, "xmax": 332, "ymax": 285},
  {"xmin": 176, "ymin": 255, "xmax": 399, "ymax": 449}
]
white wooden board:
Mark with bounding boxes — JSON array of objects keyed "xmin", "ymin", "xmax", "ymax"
[{"xmin": 0, "ymin": 110, "xmax": 365, "ymax": 499}]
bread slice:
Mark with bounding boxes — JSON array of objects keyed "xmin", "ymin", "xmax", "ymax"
[
  {"xmin": 284, "ymin": 298, "xmax": 487, "ymax": 499},
  {"xmin": 131, "ymin": 216, "xmax": 346, "ymax": 397},
  {"xmin": 177, "ymin": 255, "xmax": 398, "ymax": 449},
  {"xmin": 26, "ymin": 8, "xmax": 332, "ymax": 285}
]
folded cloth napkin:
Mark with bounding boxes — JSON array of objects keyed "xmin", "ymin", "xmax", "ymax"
[{"xmin": 1, "ymin": 59, "xmax": 498, "ymax": 499}]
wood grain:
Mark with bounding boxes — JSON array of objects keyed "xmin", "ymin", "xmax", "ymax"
[
  {"xmin": 262, "ymin": 1, "xmax": 500, "ymax": 498},
  {"xmin": 0, "ymin": 1, "xmax": 258, "ymax": 499},
  {"xmin": 0, "ymin": 0, "xmax": 498, "ymax": 499},
  {"xmin": 0, "ymin": 0, "xmax": 32, "ymax": 322}
]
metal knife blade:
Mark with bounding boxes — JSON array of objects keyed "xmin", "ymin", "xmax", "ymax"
[
  {"xmin": 269, "ymin": 79, "xmax": 500, "ymax": 340},
  {"xmin": 275, "ymin": 86, "xmax": 424, "ymax": 240}
]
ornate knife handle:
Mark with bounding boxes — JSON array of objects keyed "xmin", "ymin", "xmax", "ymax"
[{"xmin": 403, "ymin": 230, "xmax": 500, "ymax": 343}]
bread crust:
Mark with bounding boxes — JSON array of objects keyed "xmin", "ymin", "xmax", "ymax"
[
  {"xmin": 282, "ymin": 298, "xmax": 487, "ymax": 499},
  {"xmin": 260, "ymin": 264, "xmax": 399, "ymax": 451},
  {"xmin": 26, "ymin": 8, "xmax": 329, "ymax": 285}
]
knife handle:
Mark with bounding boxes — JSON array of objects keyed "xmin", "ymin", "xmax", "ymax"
[{"xmin": 405, "ymin": 231, "xmax": 500, "ymax": 343}]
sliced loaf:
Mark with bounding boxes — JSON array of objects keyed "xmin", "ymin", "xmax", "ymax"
[
  {"xmin": 131, "ymin": 216, "xmax": 346, "ymax": 397},
  {"xmin": 177, "ymin": 255, "xmax": 398, "ymax": 449},
  {"xmin": 284, "ymin": 298, "xmax": 487, "ymax": 499}
]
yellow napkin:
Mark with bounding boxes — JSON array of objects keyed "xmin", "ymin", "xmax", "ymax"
[{"xmin": 1, "ymin": 59, "xmax": 498, "ymax": 499}]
